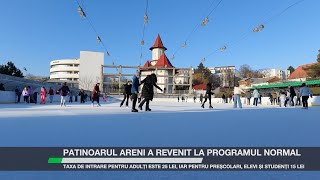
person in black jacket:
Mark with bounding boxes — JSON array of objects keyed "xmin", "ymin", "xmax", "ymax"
[
  {"xmin": 92, "ymin": 83, "xmax": 101, "ymax": 107},
  {"xmin": 289, "ymin": 86, "xmax": 296, "ymax": 106},
  {"xmin": 201, "ymin": 83, "xmax": 213, "ymax": 108},
  {"xmin": 138, "ymin": 73, "xmax": 162, "ymax": 111},
  {"xmin": 58, "ymin": 82, "xmax": 70, "ymax": 107},
  {"xmin": 79, "ymin": 89, "xmax": 86, "ymax": 103},
  {"xmin": 120, "ymin": 81, "xmax": 132, "ymax": 107}
]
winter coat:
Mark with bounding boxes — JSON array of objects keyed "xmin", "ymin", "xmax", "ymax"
[
  {"xmin": 58, "ymin": 85, "xmax": 70, "ymax": 96},
  {"xmin": 140, "ymin": 75, "xmax": 162, "ymax": 100},
  {"xmin": 234, "ymin": 87, "xmax": 245, "ymax": 95},
  {"xmin": 131, "ymin": 75, "xmax": 139, "ymax": 94},
  {"xmin": 92, "ymin": 85, "xmax": 100, "ymax": 100},
  {"xmin": 40, "ymin": 88, "xmax": 47, "ymax": 97},
  {"xmin": 22, "ymin": 89, "xmax": 29, "ymax": 96},
  {"xmin": 123, "ymin": 84, "xmax": 132, "ymax": 95},
  {"xmin": 206, "ymin": 84, "xmax": 213, "ymax": 95},
  {"xmin": 48, "ymin": 89, "xmax": 54, "ymax": 95},
  {"xmin": 252, "ymin": 89, "xmax": 260, "ymax": 98},
  {"xmin": 79, "ymin": 91, "xmax": 86, "ymax": 98},
  {"xmin": 289, "ymin": 87, "xmax": 296, "ymax": 96},
  {"xmin": 299, "ymin": 86, "xmax": 312, "ymax": 97}
]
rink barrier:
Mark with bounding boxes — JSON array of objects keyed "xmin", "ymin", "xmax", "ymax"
[{"xmin": 1, "ymin": 91, "xmax": 320, "ymax": 106}]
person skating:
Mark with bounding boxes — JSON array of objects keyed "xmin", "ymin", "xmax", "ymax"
[
  {"xmin": 138, "ymin": 73, "xmax": 163, "ymax": 111},
  {"xmin": 40, "ymin": 86, "xmax": 47, "ymax": 104},
  {"xmin": 193, "ymin": 96, "xmax": 196, "ymax": 103},
  {"xmin": 201, "ymin": 83, "xmax": 214, "ymax": 109},
  {"xmin": 289, "ymin": 86, "xmax": 296, "ymax": 106},
  {"xmin": 57, "ymin": 82, "xmax": 70, "ymax": 107},
  {"xmin": 245, "ymin": 91, "xmax": 251, "ymax": 105},
  {"xmin": 69, "ymin": 91, "xmax": 73, "ymax": 103},
  {"xmin": 296, "ymin": 91, "xmax": 301, "ymax": 106},
  {"xmin": 252, "ymin": 88, "xmax": 260, "ymax": 106},
  {"xmin": 299, "ymin": 83, "xmax": 312, "ymax": 109},
  {"xmin": 279, "ymin": 91, "xmax": 286, "ymax": 107},
  {"xmin": 48, "ymin": 87, "xmax": 54, "ymax": 103},
  {"xmin": 92, "ymin": 83, "xmax": 101, "ymax": 107},
  {"xmin": 131, "ymin": 74, "xmax": 140, "ymax": 112},
  {"xmin": 177, "ymin": 96, "xmax": 180, "ymax": 102},
  {"xmin": 199, "ymin": 94, "xmax": 203, "ymax": 104},
  {"xmin": 22, "ymin": 87, "xmax": 29, "ymax": 103},
  {"xmin": 233, "ymin": 84, "xmax": 245, "ymax": 108},
  {"xmin": 120, "ymin": 81, "xmax": 132, "ymax": 107},
  {"xmin": 222, "ymin": 94, "xmax": 226, "ymax": 103},
  {"xmin": 15, "ymin": 86, "xmax": 22, "ymax": 103},
  {"xmin": 79, "ymin": 89, "xmax": 86, "ymax": 103}
]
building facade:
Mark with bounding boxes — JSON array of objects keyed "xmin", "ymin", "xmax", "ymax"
[
  {"xmin": 261, "ymin": 69, "xmax": 290, "ymax": 80},
  {"xmin": 209, "ymin": 66, "xmax": 236, "ymax": 87},
  {"xmin": 49, "ymin": 51, "xmax": 104, "ymax": 90}
]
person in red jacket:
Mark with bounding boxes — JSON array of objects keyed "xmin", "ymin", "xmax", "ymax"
[{"xmin": 92, "ymin": 83, "xmax": 101, "ymax": 107}]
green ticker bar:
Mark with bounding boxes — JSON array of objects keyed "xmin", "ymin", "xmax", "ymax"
[{"xmin": 48, "ymin": 157, "xmax": 63, "ymax": 164}]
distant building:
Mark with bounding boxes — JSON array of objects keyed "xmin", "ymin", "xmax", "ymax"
[
  {"xmin": 261, "ymin": 69, "xmax": 290, "ymax": 80},
  {"xmin": 209, "ymin": 66, "xmax": 236, "ymax": 87},
  {"xmin": 49, "ymin": 51, "xmax": 104, "ymax": 90},
  {"xmin": 287, "ymin": 64, "xmax": 314, "ymax": 81},
  {"xmin": 239, "ymin": 77, "xmax": 281, "ymax": 89}
]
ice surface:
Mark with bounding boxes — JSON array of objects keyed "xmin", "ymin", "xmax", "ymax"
[{"xmin": 0, "ymin": 99, "xmax": 319, "ymax": 179}]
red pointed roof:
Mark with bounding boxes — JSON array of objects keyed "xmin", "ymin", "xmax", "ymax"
[
  {"xmin": 154, "ymin": 53, "xmax": 174, "ymax": 68},
  {"xmin": 150, "ymin": 34, "xmax": 167, "ymax": 51},
  {"xmin": 288, "ymin": 64, "xmax": 314, "ymax": 79},
  {"xmin": 143, "ymin": 61, "xmax": 152, "ymax": 68}
]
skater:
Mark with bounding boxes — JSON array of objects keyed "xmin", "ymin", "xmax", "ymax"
[
  {"xmin": 199, "ymin": 94, "xmax": 203, "ymax": 104},
  {"xmin": 131, "ymin": 73, "xmax": 140, "ymax": 112},
  {"xmin": 33, "ymin": 90, "xmax": 38, "ymax": 104},
  {"xmin": 22, "ymin": 87, "xmax": 29, "ymax": 103},
  {"xmin": 222, "ymin": 94, "xmax": 226, "ymax": 103},
  {"xmin": 289, "ymin": 86, "xmax": 296, "ymax": 106},
  {"xmin": 279, "ymin": 91, "xmax": 287, "ymax": 107},
  {"xmin": 138, "ymin": 73, "xmax": 163, "ymax": 111},
  {"xmin": 193, "ymin": 96, "xmax": 196, "ymax": 103},
  {"xmin": 296, "ymin": 91, "xmax": 301, "ymax": 106},
  {"xmin": 252, "ymin": 88, "xmax": 260, "ymax": 106},
  {"xmin": 181, "ymin": 96, "xmax": 185, "ymax": 102},
  {"xmin": 177, "ymin": 96, "xmax": 180, "ymax": 102},
  {"xmin": 245, "ymin": 91, "xmax": 251, "ymax": 105},
  {"xmin": 69, "ymin": 91, "xmax": 73, "ymax": 103},
  {"xmin": 120, "ymin": 81, "xmax": 132, "ymax": 107},
  {"xmin": 299, "ymin": 83, "xmax": 312, "ymax": 109},
  {"xmin": 40, "ymin": 86, "xmax": 47, "ymax": 104},
  {"xmin": 48, "ymin": 87, "xmax": 54, "ymax": 103},
  {"xmin": 28, "ymin": 86, "xmax": 35, "ymax": 103},
  {"xmin": 201, "ymin": 83, "xmax": 213, "ymax": 108},
  {"xmin": 14, "ymin": 86, "xmax": 22, "ymax": 103},
  {"xmin": 272, "ymin": 91, "xmax": 277, "ymax": 105},
  {"xmin": 92, "ymin": 83, "xmax": 101, "ymax": 107},
  {"xmin": 57, "ymin": 82, "xmax": 70, "ymax": 107},
  {"xmin": 233, "ymin": 84, "xmax": 245, "ymax": 108},
  {"xmin": 79, "ymin": 89, "xmax": 86, "ymax": 103}
]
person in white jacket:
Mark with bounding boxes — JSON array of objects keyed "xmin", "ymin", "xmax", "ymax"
[
  {"xmin": 233, "ymin": 85, "xmax": 245, "ymax": 108},
  {"xmin": 299, "ymin": 83, "xmax": 312, "ymax": 109},
  {"xmin": 252, "ymin": 89, "xmax": 260, "ymax": 106}
]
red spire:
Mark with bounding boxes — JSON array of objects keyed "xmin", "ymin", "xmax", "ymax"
[
  {"xmin": 150, "ymin": 34, "xmax": 167, "ymax": 51},
  {"xmin": 154, "ymin": 53, "xmax": 174, "ymax": 68},
  {"xmin": 143, "ymin": 61, "xmax": 151, "ymax": 68}
]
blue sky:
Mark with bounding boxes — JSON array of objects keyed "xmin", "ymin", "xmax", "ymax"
[{"xmin": 0, "ymin": 0, "xmax": 319, "ymax": 76}]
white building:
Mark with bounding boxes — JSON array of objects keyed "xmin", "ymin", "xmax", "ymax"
[
  {"xmin": 209, "ymin": 66, "xmax": 236, "ymax": 87},
  {"xmin": 49, "ymin": 51, "xmax": 104, "ymax": 91},
  {"xmin": 261, "ymin": 69, "xmax": 290, "ymax": 80}
]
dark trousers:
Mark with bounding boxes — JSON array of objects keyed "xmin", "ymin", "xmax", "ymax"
[
  {"xmin": 253, "ymin": 98, "xmax": 258, "ymax": 106},
  {"xmin": 247, "ymin": 98, "xmax": 251, "ymax": 105},
  {"xmin": 296, "ymin": 97, "xmax": 301, "ymax": 105},
  {"xmin": 16, "ymin": 94, "xmax": 21, "ymax": 103},
  {"xmin": 139, "ymin": 98, "xmax": 150, "ymax": 110},
  {"xmin": 290, "ymin": 95, "xmax": 295, "ymax": 106},
  {"xmin": 92, "ymin": 96, "xmax": 100, "ymax": 104},
  {"xmin": 80, "ymin": 97, "xmax": 85, "ymax": 103},
  {"xmin": 131, "ymin": 93, "xmax": 138, "ymax": 110},
  {"xmin": 302, "ymin": 96, "xmax": 309, "ymax": 108},
  {"xmin": 121, "ymin": 94, "xmax": 130, "ymax": 106},
  {"xmin": 203, "ymin": 94, "xmax": 211, "ymax": 106},
  {"xmin": 24, "ymin": 96, "xmax": 29, "ymax": 103}
]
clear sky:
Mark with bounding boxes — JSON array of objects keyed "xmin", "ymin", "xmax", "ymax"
[{"xmin": 0, "ymin": 0, "xmax": 319, "ymax": 76}]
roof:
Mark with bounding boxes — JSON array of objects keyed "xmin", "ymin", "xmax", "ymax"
[
  {"xmin": 149, "ymin": 34, "xmax": 167, "ymax": 51},
  {"xmin": 252, "ymin": 79, "xmax": 320, "ymax": 89},
  {"xmin": 143, "ymin": 61, "xmax": 152, "ymax": 68},
  {"xmin": 154, "ymin": 53, "xmax": 174, "ymax": 68},
  {"xmin": 193, "ymin": 84, "xmax": 206, "ymax": 90},
  {"xmin": 288, "ymin": 64, "xmax": 314, "ymax": 79}
]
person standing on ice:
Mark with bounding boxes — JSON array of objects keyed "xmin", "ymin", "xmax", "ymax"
[
  {"xmin": 57, "ymin": 82, "xmax": 70, "ymax": 107},
  {"xmin": 245, "ymin": 91, "xmax": 251, "ymax": 105},
  {"xmin": 40, "ymin": 87, "xmax": 47, "ymax": 104},
  {"xmin": 299, "ymin": 83, "xmax": 313, "ymax": 109},
  {"xmin": 48, "ymin": 87, "xmax": 54, "ymax": 103},
  {"xmin": 279, "ymin": 91, "xmax": 287, "ymax": 107},
  {"xmin": 120, "ymin": 81, "xmax": 132, "ymax": 107},
  {"xmin": 15, "ymin": 86, "xmax": 22, "ymax": 103},
  {"xmin": 131, "ymin": 73, "xmax": 140, "ymax": 112},
  {"xmin": 201, "ymin": 83, "xmax": 213, "ymax": 109},
  {"xmin": 92, "ymin": 83, "xmax": 101, "ymax": 107},
  {"xmin": 177, "ymin": 96, "xmax": 180, "ymax": 102},
  {"xmin": 138, "ymin": 73, "xmax": 162, "ymax": 111},
  {"xmin": 79, "ymin": 89, "xmax": 86, "ymax": 103},
  {"xmin": 233, "ymin": 84, "xmax": 245, "ymax": 108},
  {"xmin": 22, "ymin": 87, "xmax": 29, "ymax": 103},
  {"xmin": 199, "ymin": 94, "xmax": 203, "ymax": 104},
  {"xmin": 252, "ymin": 88, "xmax": 260, "ymax": 106},
  {"xmin": 289, "ymin": 86, "xmax": 296, "ymax": 106}
]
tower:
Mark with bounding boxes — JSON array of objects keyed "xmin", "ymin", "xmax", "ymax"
[{"xmin": 149, "ymin": 34, "xmax": 167, "ymax": 66}]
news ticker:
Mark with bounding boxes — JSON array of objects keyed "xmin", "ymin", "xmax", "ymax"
[{"xmin": 0, "ymin": 147, "xmax": 320, "ymax": 171}]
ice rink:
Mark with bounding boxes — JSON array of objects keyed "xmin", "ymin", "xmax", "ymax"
[{"xmin": 0, "ymin": 99, "xmax": 320, "ymax": 179}]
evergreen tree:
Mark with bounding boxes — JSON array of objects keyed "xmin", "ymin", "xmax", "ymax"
[
  {"xmin": 0, "ymin": 61, "xmax": 24, "ymax": 77},
  {"xmin": 287, "ymin": 66, "xmax": 295, "ymax": 74}
]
